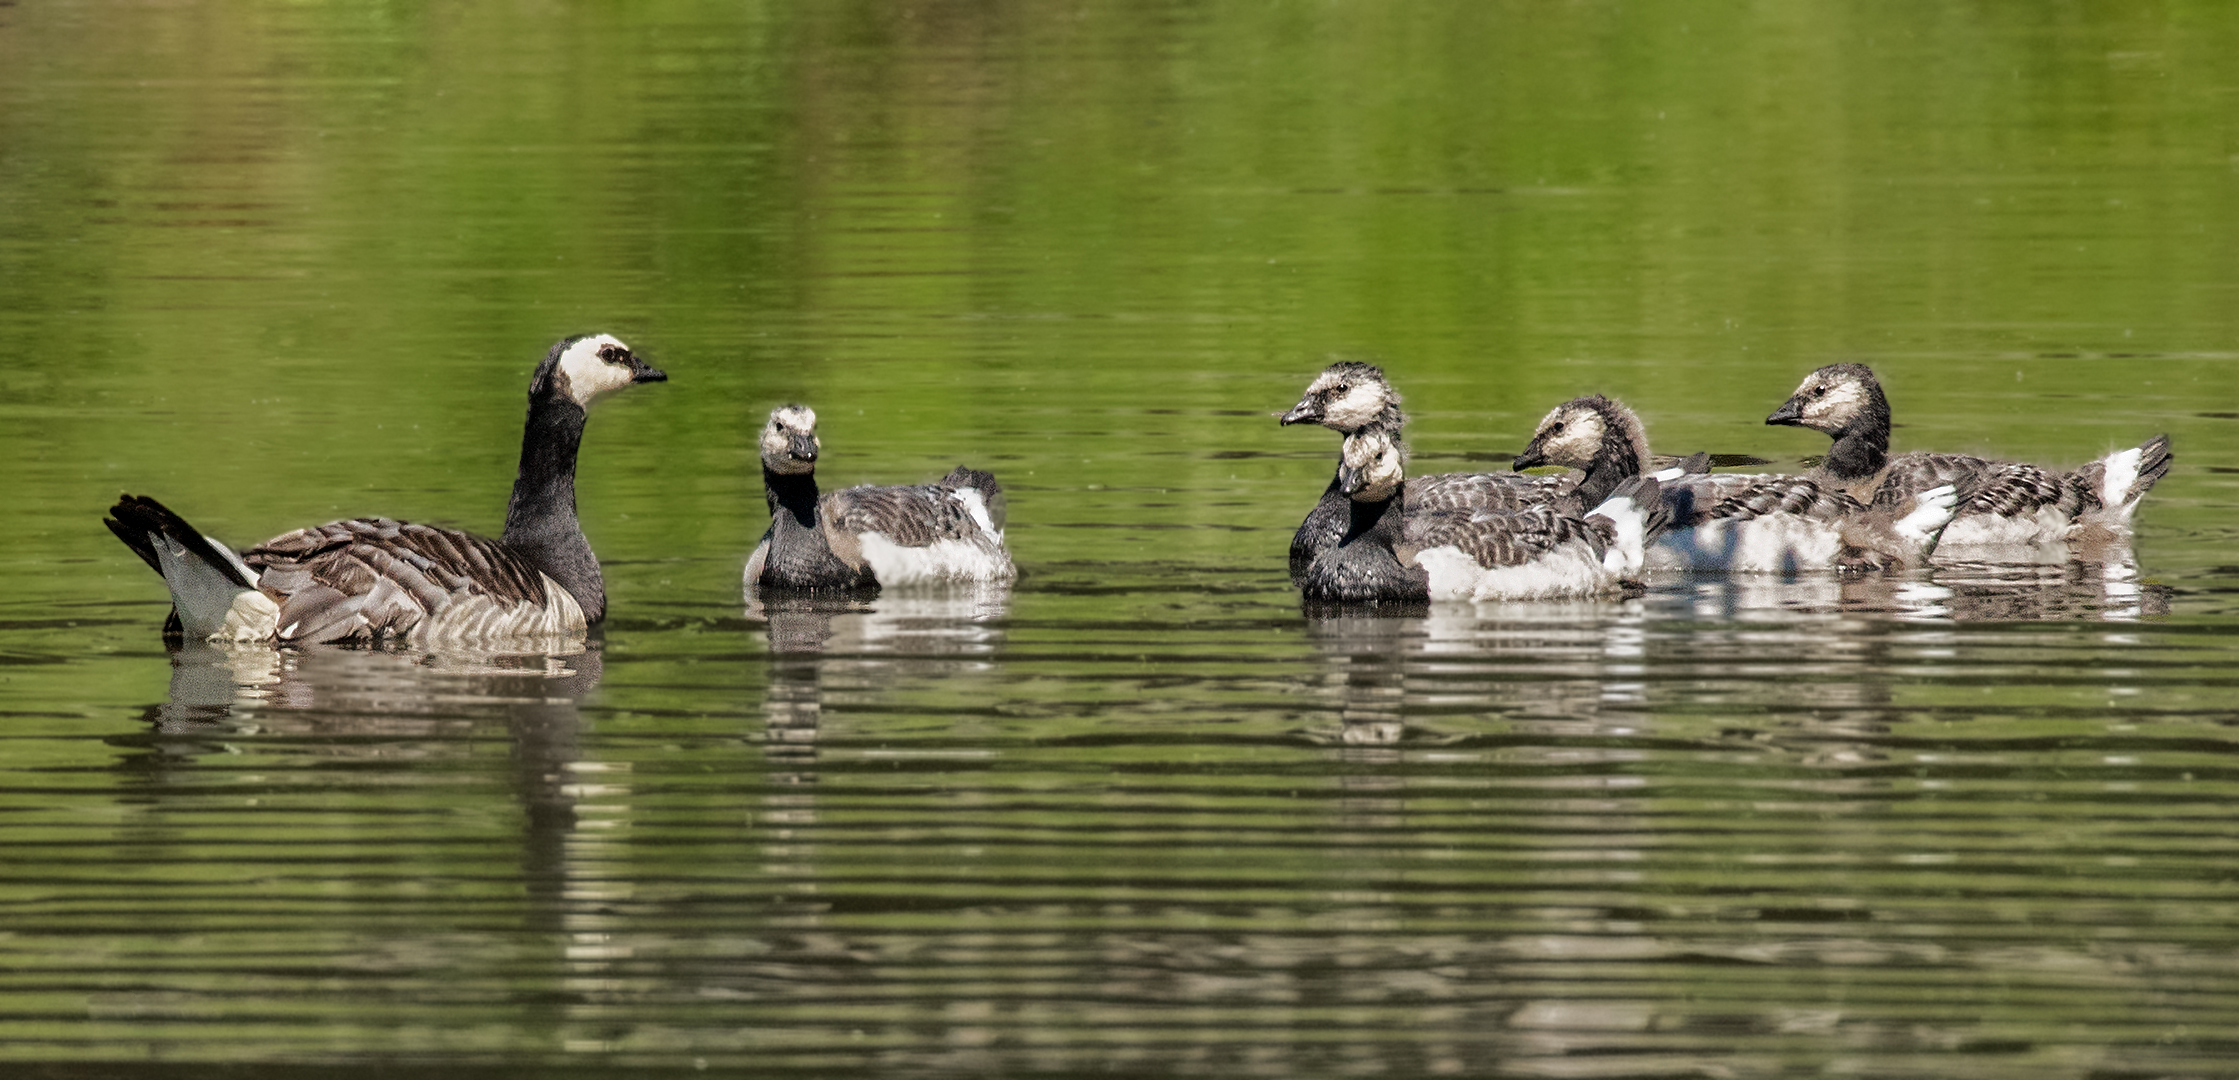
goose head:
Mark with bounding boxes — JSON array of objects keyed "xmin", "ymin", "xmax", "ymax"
[
  {"xmin": 1336, "ymin": 427, "xmax": 1408, "ymax": 504},
  {"xmin": 536, "ymin": 333, "xmax": 668, "ymax": 409},
  {"xmin": 1513, "ymin": 394, "xmax": 1645, "ymax": 474},
  {"xmin": 1281, "ymin": 361, "xmax": 1406, "ymax": 433},
  {"xmin": 1767, "ymin": 363, "xmax": 1887, "ymax": 437},
  {"xmin": 760, "ymin": 404, "xmax": 821, "ymax": 476}
]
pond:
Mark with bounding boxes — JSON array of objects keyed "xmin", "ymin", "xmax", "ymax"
[{"xmin": 2, "ymin": 1, "xmax": 2236, "ymax": 1076}]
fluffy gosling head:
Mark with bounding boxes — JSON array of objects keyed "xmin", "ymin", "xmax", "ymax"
[
  {"xmin": 1767, "ymin": 363, "xmax": 1887, "ymax": 436},
  {"xmin": 760, "ymin": 404, "xmax": 821, "ymax": 476},
  {"xmin": 540, "ymin": 333, "xmax": 667, "ymax": 409},
  {"xmin": 1514, "ymin": 394, "xmax": 1646, "ymax": 472},
  {"xmin": 1281, "ymin": 361, "xmax": 1406, "ymax": 433},
  {"xmin": 1337, "ymin": 427, "xmax": 1408, "ymax": 504}
]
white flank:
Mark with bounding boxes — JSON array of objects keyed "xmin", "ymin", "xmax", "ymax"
[
  {"xmin": 2099, "ymin": 446, "xmax": 2143, "ymax": 510},
  {"xmin": 1415, "ymin": 542, "xmax": 1613, "ymax": 601},
  {"xmin": 859, "ymin": 532, "xmax": 1015, "ymax": 586},
  {"xmin": 1649, "ymin": 465, "xmax": 1686, "ymax": 482},
  {"xmin": 950, "ymin": 487, "xmax": 998, "ymax": 538},
  {"xmin": 415, "ymin": 571, "xmax": 588, "ymax": 645},
  {"xmin": 220, "ymin": 590, "xmax": 281, "ymax": 642},
  {"xmin": 1894, "ymin": 484, "xmax": 1959, "ymax": 547},
  {"xmin": 1649, "ymin": 516, "xmax": 1844, "ymax": 574},
  {"xmin": 1585, "ymin": 491, "xmax": 1649, "ymax": 576},
  {"xmin": 1939, "ymin": 504, "xmax": 2070, "ymax": 548},
  {"xmin": 742, "ymin": 538, "xmax": 771, "ymax": 588}
]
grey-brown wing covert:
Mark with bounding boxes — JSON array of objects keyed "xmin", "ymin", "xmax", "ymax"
[
  {"xmin": 1400, "ymin": 504, "xmax": 1610, "ymax": 570},
  {"xmin": 822, "ymin": 466, "xmax": 1005, "ymax": 548},
  {"xmin": 1872, "ymin": 452, "xmax": 2075, "ymax": 518},
  {"xmin": 244, "ymin": 518, "xmax": 551, "ymax": 643}
]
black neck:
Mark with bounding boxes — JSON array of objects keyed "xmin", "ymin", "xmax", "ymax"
[
  {"xmin": 502, "ymin": 394, "xmax": 605, "ymax": 622},
  {"xmin": 1825, "ymin": 421, "xmax": 1889, "ymax": 481},
  {"xmin": 1577, "ymin": 431, "xmax": 1642, "ymax": 509},
  {"xmin": 1345, "ymin": 488, "xmax": 1402, "ymax": 541},
  {"xmin": 763, "ymin": 466, "xmax": 822, "ymax": 527}
]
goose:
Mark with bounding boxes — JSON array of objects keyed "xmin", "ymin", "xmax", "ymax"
[
  {"xmin": 1301, "ymin": 426, "xmax": 1668, "ymax": 603},
  {"xmin": 1514, "ymin": 394, "xmax": 1958, "ymax": 572},
  {"xmin": 105, "ymin": 333, "xmax": 668, "ymax": 645},
  {"xmin": 1766, "ymin": 364, "xmax": 2171, "ymax": 552},
  {"xmin": 744, "ymin": 404, "xmax": 1015, "ymax": 593},
  {"xmin": 1280, "ymin": 361, "xmax": 1572, "ymax": 583}
]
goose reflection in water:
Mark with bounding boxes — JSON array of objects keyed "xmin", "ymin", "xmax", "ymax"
[
  {"xmin": 1301, "ymin": 597, "xmax": 1656, "ymax": 750},
  {"xmin": 112, "ymin": 638, "xmax": 608, "ymax": 936},
  {"xmin": 746, "ymin": 586, "xmax": 1011, "ymax": 775}
]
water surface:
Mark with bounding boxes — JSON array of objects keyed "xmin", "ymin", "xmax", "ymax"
[{"xmin": 3, "ymin": 1, "xmax": 2238, "ymax": 1076}]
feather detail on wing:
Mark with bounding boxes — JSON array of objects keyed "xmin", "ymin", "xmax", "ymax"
[
  {"xmin": 824, "ymin": 470, "xmax": 1005, "ymax": 549},
  {"xmin": 1405, "ymin": 470, "xmax": 1574, "ymax": 513},
  {"xmin": 243, "ymin": 518, "xmax": 577, "ymax": 644},
  {"xmin": 1872, "ymin": 452, "xmax": 2075, "ymax": 519},
  {"xmin": 1665, "ymin": 474, "xmax": 1864, "ymax": 528},
  {"xmin": 1403, "ymin": 505, "xmax": 1609, "ymax": 570}
]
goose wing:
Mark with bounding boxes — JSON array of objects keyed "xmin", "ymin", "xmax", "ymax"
[
  {"xmin": 244, "ymin": 519, "xmax": 555, "ymax": 644},
  {"xmin": 824, "ymin": 472, "xmax": 1001, "ymax": 548},
  {"xmin": 1665, "ymin": 473, "xmax": 1863, "ymax": 528},
  {"xmin": 1401, "ymin": 505, "xmax": 1607, "ymax": 569},
  {"xmin": 1406, "ymin": 470, "xmax": 1572, "ymax": 514},
  {"xmin": 1874, "ymin": 452, "xmax": 2073, "ymax": 518}
]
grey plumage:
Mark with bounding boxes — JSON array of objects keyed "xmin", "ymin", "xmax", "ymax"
[
  {"xmin": 1301, "ymin": 428, "xmax": 1666, "ymax": 603},
  {"xmin": 1281, "ymin": 361, "xmax": 1564, "ymax": 583},
  {"xmin": 1520, "ymin": 391, "xmax": 1957, "ymax": 570},
  {"xmin": 106, "ymin": 333, "xmax": 665, "ymax": 645},
  {"xmin": 1767, "ymin": 363, "xmax": 2172, "ymax": 547},
  {"xmin": 747, "ymin": 406, "xmax": 1015, "ymax": 593}
]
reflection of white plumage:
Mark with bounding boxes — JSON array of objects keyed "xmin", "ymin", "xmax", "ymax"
[
  {"xmin": 1515, "ymin": 394, "xmax": 1956, "ymax": 572},
  {"xmin": 1767, "ymin": 364, "xmax": 2171, "ymax": 557},
  {"xmin": 745, "ymin": 405, "xmax": 1016, "ymax": 594},
  {"xmin": 105, "ymin": 334, "xmax": 667, "ymax": 645},
  {"xmin": 1302, "ymin": 428, "xmax": 1667, "ymax": 603}
]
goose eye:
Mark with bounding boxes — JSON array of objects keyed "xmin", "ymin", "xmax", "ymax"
[
  {"xmin": 1548, "ymin": 422, "xmax": 1564, "ymax": 435},
  {"xmin": 1810, "ymin": 386, "xmax": 1826, "ymax": 399}
]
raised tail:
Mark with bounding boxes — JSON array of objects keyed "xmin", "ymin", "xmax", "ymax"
[
  {"xmin": 1586, "ymin": 475, "xmax": 1668, "ymax": 577},
  {"xmin": 2075, "ymin": 434, "xmax": 2171, "ymax": 525},
  {"xmin": 939, "ymin": 465, "xmax": 1007, "ymax": 534},
  {"xmin": 105, "ymin": 495, "xmax": 276, "ymax": 641}
]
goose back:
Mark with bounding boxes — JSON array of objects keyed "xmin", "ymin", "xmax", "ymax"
[{"xmin": 247, "ymin": 518, "xmax": 586, "ymax": 644}]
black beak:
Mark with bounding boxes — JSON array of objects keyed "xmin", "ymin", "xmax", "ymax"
[
  {"xmin": 1279, "ymin": 398, "xmax": 1322, "ymax": 426},
  {"xmin": 629, "ymin": 356, "xmax": 668, "ymax": 384},
  {"xmin": 1766, "ymin": 397, "xmax": 1805, "ymax": 426},
  {"xmin": 1513, "ymin": 441, "xmax": 1548, "ymax": 471},
  {"xmin": 788, "ymin": 433, "xmax": 819, "ymax": 462}
]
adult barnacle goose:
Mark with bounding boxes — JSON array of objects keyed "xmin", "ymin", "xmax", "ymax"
[
  {"xmin": 105, "ymin": 333, "xmax": 668, "ymax": 645},
  {"xmin": 1301, "ymin": 426, "xmax": 1667, "ymax": 603},
  {"xmin": 1515, "ymin": 394, "xmax": 1958, "ymax": 572},
  {"xmin": 1280, "ymin": 361, "xmax": 1570, "ymax": 583},
  {"xmin": 744, "ymin": 404, "xmax": 1015, "ymax": 593},
  {"xmin": 1767, "ymin": 364, "xmax": 2171, "ymax": 552}
]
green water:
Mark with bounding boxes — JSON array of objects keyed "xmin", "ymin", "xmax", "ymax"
[{"xmin": 3, "ymin": 1, "xmax": 2237, "ymax": 1076}]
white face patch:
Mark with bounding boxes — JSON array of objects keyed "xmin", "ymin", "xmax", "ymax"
[
  {"xmin": 1528, "ymin": 403, "xmax": 1608, "ymax": 468},
  {"xmin": 555, "ymin": 333, "xmax": 637, "ymax": 408},
  {"xmin": 1790, "ymin": 373, "xmax": 1868, "ymax": 432},
  {"xmin": 1321, "ymin": 381, "xmax": 1388, "ymax": 432},
  {"xmin": 760, "ymin": 405, "xmax": 820, "ymax": 475}
]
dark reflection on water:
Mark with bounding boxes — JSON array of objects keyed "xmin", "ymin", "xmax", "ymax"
[{"xmin": 0, "ymin": 567, "xmax": 2230, "ymax": 1076}]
